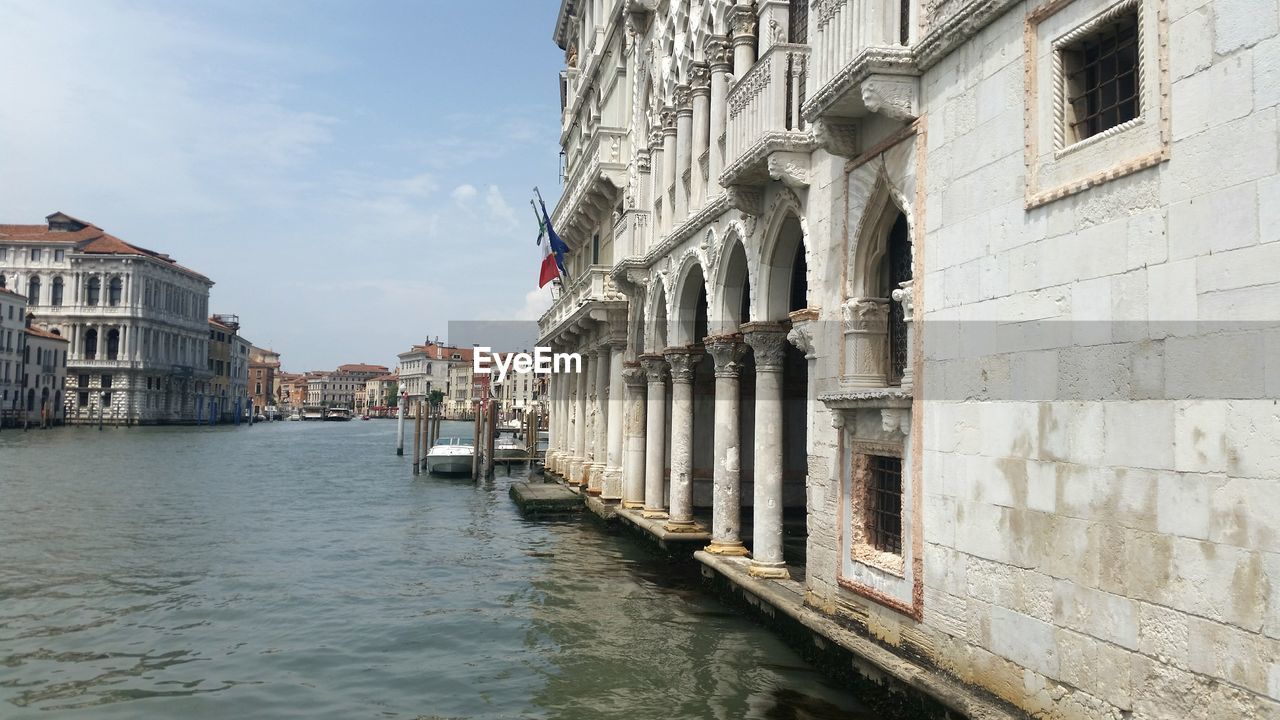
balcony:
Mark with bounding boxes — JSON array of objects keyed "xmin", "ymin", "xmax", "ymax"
[
  {"xmin": 554, "ymin": 126, "xmax": 628, "ymax": 245},
  {"xmin": 537, "ymin": 266, "xmax": 628, "ymax": 346},
  {"xmin": 720, "ymin": 44, "xmax": 817, "ymax": 188},
  {"xmin": 802, "ymin": 0, "xmax": 919, "ymax": 126}
]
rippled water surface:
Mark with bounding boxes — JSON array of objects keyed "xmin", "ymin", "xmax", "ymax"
[{"xmin": 0, "ymin": 421, "xmax": 871, "ymax": 719}]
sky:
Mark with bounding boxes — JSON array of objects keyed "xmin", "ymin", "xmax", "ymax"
[{"xmin": 0, "ymin": 0, "xmax": 566, "ymax": 371}]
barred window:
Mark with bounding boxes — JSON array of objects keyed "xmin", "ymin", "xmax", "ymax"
[
  {"xmin": 1060, "ymin": 8, "xmax": 1140, "ymax": 143},
  {"xmin": 868, "ymin": 455, "xmax": 903, "ymax": 555}
]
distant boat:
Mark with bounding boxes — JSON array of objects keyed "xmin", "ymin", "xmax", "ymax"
[
  {"xmin": 425, "ymin": 437, "xmax": 474, "ymax": 475},
  {"xmin": 325, "ymin": 407, "xmax": 353, "ymax": 421},
  {"xmin": 361, "ymin": 415, "xmax": 371, "ymax": 421},
  {"xmin": 494, "ymin": 427, "xmax": 525, "ymax": 462},
  {"xmin": 287, "ymin": 412, "xmax": 302, "ymax": 421},
  {"xmin": 302, "ymin": 406, "xmax": 325, "ymax": 421}
]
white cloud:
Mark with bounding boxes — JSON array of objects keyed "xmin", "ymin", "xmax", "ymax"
[
  {"xmin": 451, "ymin": 184, "xmax": 478, "ymax": 204},
  {"xmin": 514, "ymin": 285, "xmax": 554, "ymax": 321}
]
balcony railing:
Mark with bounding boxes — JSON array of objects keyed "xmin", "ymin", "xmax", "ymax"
[
  {"xmin": 804, "ymin": 0, "xmax": 917, "ymax": 119},
  {"xmin": 538, "ymin": 266, "xmax": 624, "ymax": 339},
  {"xmin": 723, "ymin": 44, "xmax": 811, "ymax": 184}
]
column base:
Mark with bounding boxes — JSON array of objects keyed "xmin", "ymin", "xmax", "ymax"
[
  {"xmin": 587, "ymin": 463, "xmax": 605, "ymax": 492},
  {"xmin": 747, "ymin": 561, "xmax": 789, "ymax": 579},
  {"xmin": 664, "ymin": 519, "xmax": 703, "ymax": 533},
  {"xmin": 641, "ymin": 508, "xmax": 669, "ymax": 520},
  {"xmin": 704, "ymin": 541, "xmax": 751, "ymax": 556},
  {"xmin": 621, "ymin": 500, "xmax": 645, "ymax": 509},
  {"xmin": 601, "ymin": 467, "xmax": 623, "ymax": 500},
  {"xmin": 566, "ymin": 458, "xmax": 584, "ymax": 485}
]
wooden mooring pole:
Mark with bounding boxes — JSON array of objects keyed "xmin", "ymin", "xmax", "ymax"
[
  {"xmin": 412, "ymin": 401, "xmax": 422, "ymax": 475},
  {"xmin": 485, "ymin": 399, "xmax": 497, "ymax": 479},
  {"xmin": 396, "ymin": 392, "xmax": 405, "ymax": 456}
]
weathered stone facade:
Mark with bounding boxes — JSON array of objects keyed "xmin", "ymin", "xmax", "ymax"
[{"xmin": 540, "ymin": 0, "xmax": 1280, "ymax": 717}]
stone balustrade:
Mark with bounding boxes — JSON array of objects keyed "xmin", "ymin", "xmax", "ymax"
[{"xmin": 721, "ymin": 43, "xmax": 811, "ymax": 186}]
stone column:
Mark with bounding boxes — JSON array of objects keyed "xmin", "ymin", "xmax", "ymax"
[
  {"xmin": 841, "ymin": 298, "xmax": 891, "ymax": 386},
  {"xmin": 891, "ymin": 282, "xmax": 916, "ymax": 392},
  {"xmin": 730, "ymin": 3, "xmax": 758, "ymax": 78},
  {"xmin": 690, "ymin": 63, "xmax": 711, "ymax": 208},
  {"xmin": 648, "ymin": 128, "xmax": 665, "ymax": 238},
  {"xmin": 569, "ymin": 350, "xmax": 589, "ymax": 484},
  {"xmin": 706, "ymin": 37, "xmax": 731, "ymax": 188},
  {"xmin": 587, "ymin": 345, "xmax": 610, "ymax": 494},
  {"xmin": 660, "ymin": 107, "xmax": 678, "ymax": 234},
  {"xmin": 640, "ymin": 354, "xmax": 669, "ymax": 518},
  {"xmin": 664, "ymin": 346, "xmax": 703, "ymax": 531},
  {"xmin": 621, "ymin": 362, "xmax": 647, "ymax": 508},
  {"xmin": 704, "ymin": 334, "xmax": 749, "ymax": 555},
  {"xmin": 546, "ymin": 372, "xmax": 560, "ymax": 471},
  {"xmin": 673, "ymin": 84, "xmax": 692, "ymax": 224},
  {"xmin": 743, "ymin": 323, "xmax": 789, "ymax": 578},
  {"xmin": 787, "ymin": 310, "xmax": 820, "ymax": 466},
  {"xmin": 602, "ymin": 341, "xmax": 627, "ymax": 500}
]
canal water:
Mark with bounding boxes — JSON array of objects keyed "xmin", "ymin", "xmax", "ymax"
[{"xmin": 0, "ymin": 421, "xmax": 873, "ymax": 719}]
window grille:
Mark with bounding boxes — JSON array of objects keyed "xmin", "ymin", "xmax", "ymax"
[
  {"xmin": 1062, "ymin": 10, "xmax": 1140, "ymax": 142},
  {"xmin": 868, "ymin": 455, "xmax": 903, "ymax": 554},
  {"xmin": 789, "ymin": 0, "xmax": 808, "ymax": 43},
  {"xmin": 886, "ymin": 214, "xmax": 911, "ymax": 384}
]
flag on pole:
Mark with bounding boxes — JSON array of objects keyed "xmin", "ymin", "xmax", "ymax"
[{"xmin": 533, "ymin": 188, "xmax": 569, "ymax": 287}]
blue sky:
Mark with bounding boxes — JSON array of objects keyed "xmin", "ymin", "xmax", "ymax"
[{"xmin": 0, "ymin": 0, "xmax": 565, "ymax": 371}]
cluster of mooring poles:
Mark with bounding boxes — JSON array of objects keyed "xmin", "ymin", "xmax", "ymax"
[{"xmin": 410, "ymin": 401, "xmax": 442, "ymax": 475}]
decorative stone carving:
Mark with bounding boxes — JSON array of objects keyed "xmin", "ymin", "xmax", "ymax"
[
  {"xmin": 674, "ymin": 84, "xmax": 692, "ymax": 113},
  {"xmin": 891, "ymin": 281, "xmax": 914, "ymax": 318},
  {"xmin": 640, "ymin": 354, "xmax": 669, "ymax": 383},
  {"xmin": 742, "ymin": 324, "xmax": 788, "ymax": 371},
  {"xmin": 725, "ymin": 186, "xmax": 763, "ymax": 215},
  {"xmin": 690, "ymin": 62, "xmax": 711, "ymax": 92},
  {"xmin": 648, "ymin": 127, "xmax": 664, "ymax": 151},
  {"xmin": 811, "ymin": 0, "xmax": 849, "ymax": 28},
  {"xmin": 704, "ymin": 334, "xmax": 747, "ymax": 378},
  {"xmin": 567, "ymin": 45, "xmax": 579, "ymax": 68},
  {"xmin": 663, "ymin": 347, "xmax": 703, "ymax": 383},
  {"xmin": 812, "ymin": 117, "xmax": 860, "ymax": 158},
  {"xmin": 861, "ymin": 75, "xmax": 920, "ymax": 121},
  {"xmin": 622, "ymin": 362, "xmax": 648, "ymax": 389},
  {"xmin": 787, "ymin": 322, "xmax": 816, "ymax": 359},
  {"xmin": 767, "ymin": 151, "xmax": 811, "ymax": 188},
  {"xmin": 661, "ymin": 106, "xmax": 678, "ymax": 133},
  {"xmin": 704, "ymin": 36, "xmax": 731, "ymax": 69},
  {"xmin": 841, "ymin": 298, "xmax": 890, "ymax": 332},
  {"xmin": 729, "ymin": 4, "xmax": 758, "ymax": 38},
  {"xmin": 880, "ymin": 408, "xmax": 911, "ymax": 435},
  {"xmin": 768, "ymin": 18, "xmax": 785, "ymax": 45}
]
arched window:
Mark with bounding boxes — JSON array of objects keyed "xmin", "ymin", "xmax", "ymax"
[
  {"xmin": 51, "ymin": 277, "xmax": 64, "ymax": 307},
  {"xmin": 107, "ymin": 329, "xmax": 120, "ymax": 360},
  {"xmin": 84, "ymin": 328, "xmax": 98, "ymax": 360},
  {"xmin": 0, "ymin": 275, "xmax": 6, "ymax": 289},
  {"xmin": 108, "ymin": 277, "xmax": 122, "ymax": 306},
  {"xmin": 883, "ymin": 214, "xmax": 912, "ymax": 384},
  {"xmin": 87, "ymin": 277, "xmax": 101, "ymax": 306},
  {"xmin": 27, "ymin": 276, "xmax": 41, "ymax": 305}
]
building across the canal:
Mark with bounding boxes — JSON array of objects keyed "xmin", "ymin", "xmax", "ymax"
[
  {"xmin": 396, "ymin": 341, "xmax": 472, "ymax": 417},
  {"xmin": 0, "ymin": 213, "xmax": 215, "ymax": 424},
  {"xmin": 538, "ymin": 0, "xmax": 1279, "ymax": 717},
  {"xmin": 249, "ymin": 346, "xmax": 281, "ymax": 414},
  {"xmin": 0, "ymin": 288, "xmax": 28, "ymax": 425}
]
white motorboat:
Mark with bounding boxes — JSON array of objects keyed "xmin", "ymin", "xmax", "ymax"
[
  {"xmin": 425, "ymin": 437, "xmax": 474, "ymax": 475},
  {"xmin": 325, "ymin": 406, "xmax": 354, "ymax": 421},
  {"xmin": 493, "ymin": 427, "xmax": 525, "ymax": 462},
  {"xmin": 287, "ymin": 412, "xmax": 302, "ymax": 421},
  {"xmin": 301, "ymin": 406, "xmax": 325, "ymax": 421}
]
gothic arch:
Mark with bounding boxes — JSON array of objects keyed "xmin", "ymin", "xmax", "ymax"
[
  {"xmin": 757, "ymin": 188, "xmax": 811, "ymax": 321},
  {"xmin": 644, "ymin": 278, "xmax": 669, "ymax": 352},
  {"xmin": 849, "ymin": 168, "xmax": 914, "ymax": 299},
  {"xmin": 709, "ymin": 224, "xmax": 755, "ymax": 333},
  {"xmin": 670, "ymin": 250, "xmax": 710, "ymax": 346}
]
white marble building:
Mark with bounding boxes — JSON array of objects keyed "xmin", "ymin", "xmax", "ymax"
[
  {"xmin": 0, "ymin": 289, "xmax": 29, "ymax": 424},
  {"xmin": 0, "ymin": 213, "xmax": 214, "ymax": 424},
  {"xmin": 539, "ymin": 0, "xmax": 1280, "ymax": 717}
]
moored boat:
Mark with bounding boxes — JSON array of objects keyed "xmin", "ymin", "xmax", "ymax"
[
  {"xmin": 325, "ymin": 407, "xmax": 353, "ymax": 421},
  {"xmin": 493, "ymin": 427, "xmax": 525, "ymax": 463},
  {"xmin": 425, "ymin": 437, "xmax": 474, "ymax": 475},
  {"xmin": 301, "ymin": 406, "xmax": 325, "ymax": 421}
]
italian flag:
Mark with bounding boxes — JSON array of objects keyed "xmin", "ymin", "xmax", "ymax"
[
  {"xmin": 539, "ymin": 230, "xmax": 559, "ymax": 287},
  {"xmin": 533, "ymin": 193, "xmax": 569, "ymax": 288}
]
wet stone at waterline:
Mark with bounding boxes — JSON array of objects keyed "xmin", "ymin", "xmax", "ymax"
[{"xmin": 0, "ymin": 421, "xmax": 873, "ymax": 719}]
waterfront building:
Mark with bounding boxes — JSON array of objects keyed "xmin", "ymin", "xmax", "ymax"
[
  {"xmin": 230, "ymin": 332, "xmax": 251, "ymax": 418},
  {"xmin": 539, "ymin": 1, "xmax": 1280, "ymax": 717},
  {"xmin": 0, "ymin": 213, "xmax": 214, "ymax": 424},
  {"xmin": 278, "ymin": 372, "xmax": 308, "ymax": 412},
  {"xmin": 396, "ymin": 341, "xmax": 472, "ymax": 417},
  {"xmin": 444, "ymin": 361, "xmax": 476, "ymax": 419},
  {"xmin": 305, "ymin": 364, "xmax": 387, "ymax": 409},
  {"xmin": 0, "ymin": 289, "xmax": 27, "ymax": 426},
  {"xmin": 22, "ymin": 323, "xmax": 70, "ymax": 426},
  {"xmin": 364, "ymin": 372, "xmax": 399, "ymax": 416},
  {"xmin": 208, "ymin": 315, "xmax": 235, "ymax": 420},
  {"xmin": 249, "ymin": 346, "xmax": 281, "ymax": 413}
]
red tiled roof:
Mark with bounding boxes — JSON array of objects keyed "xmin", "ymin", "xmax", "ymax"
[
  {"xmin": 25, "ymin": 326, "xmax": 69, "ymax": 342},
  {"xmin": 338, "ymin": 363, "xmax": 390, "ymax": 373},
  {"xmin": 0, "ymin": 215, "xmax": 211, "ymax": 283}
]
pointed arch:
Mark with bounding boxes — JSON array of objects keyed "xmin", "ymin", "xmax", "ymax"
[
  {"xmin": 670, "ymin": 251, "xmax": 710, "ymax": 346},
  {"xmin": 757, "ymin": 188, "xmax": 811, "ymax": 321},
  {"xmin": 709, "ymin": 226, "xmax": 753, "ymax": 333},
  {"xmin": 849, "ymin": 169, "xmax": 914, "ymax": 299},
  {"xmin": 644, "ymin": 278, "xmax": 669, "ymax": 353}
]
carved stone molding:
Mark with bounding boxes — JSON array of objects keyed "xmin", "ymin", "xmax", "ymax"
[
  {"xmin": 812, "ymin": 117, "xmax": 860, "ymax": 158},
  {"xmin": 622, "ymin": 361, "xmax": 648, "ymax": 389},
  {"xmin": 890, "ymin": 281, "xmax": 914, "ymax": 318},
  {"xmin": 674, "ymin": 84, "xmax": 692, "ymax": 113},
  {"xmin": 690, "ymin": 62, "xmax": 711, "ymax": 93},
  {"xmin": 661, "ymin": 106, "xmax": 678, "ymax": 132},
  {"xmin": 704, "ymin": 334, "xmax": 747, "ymax": 378},
  {"xmin": 880, "ymin": 407, "xmax": 911, "ymax": 436},
  {"xmin": 704, "ymin": 36, "xmax": 732, "ymax": 70},
  {"xmin": 787, "ymin": 322, "xmax": 817, "ymax": 359},
  {"xmin": 729, "ymin": 4, "xmax": 758, "ymax": 39},
  {"xmin": 663, "ymin": 346, "xmax": 704, "ymax": 383},
  {"xmin": 742, "ymin": 323, "xmax": 789, "ymax": 371},
  {"xmin": 861, "ymin": 74, "xmax": 920, "ymax": 121},
  {"xmin": 766, "ymin": 151, "xmax": 811, "ymax": 188}
]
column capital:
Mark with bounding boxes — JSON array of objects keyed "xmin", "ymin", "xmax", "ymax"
[
  {"xmin": 636, "ymin": 147, "xmax": 652, "ymax": 173},
  {"xmin": 639, "ymin": 353, "xmax": 668, "ymax": 382},
  {"xmin": 704, "ymin": 333, "xmax": 747, "ymax": 378},
  {"xmin": 663, "ymin": 345, "xmax": 704, "ymax": 383},
  {"xmin": 622, "ymin": 361, "xmax": 647, "ymax": 389},
  {"xmin": 674, "ymin": 84, "xmax": 693, "ymax": 114},
  {"xmin": 729, "ymin": 4, "xmax": 758, "ymax": 41},
  {"xmin": 704, "ymin": 36, "xmax": 732, "ymax": 71},
  {"xmin": 690, "ymin": 62, "xmax": 711, "ymax": 94},
  {"xmin": 648, "ymin": 127, "xmax": 664, "ymax": 151},
  {"xmin": 661, "ymin": 106, "xmax": 678, "ymax": 134},
  {"xmin": 742, "ymin": 322, "xmax": 788, "ymax": 371}
]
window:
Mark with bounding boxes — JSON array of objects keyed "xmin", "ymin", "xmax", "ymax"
[
  {"xmin": 30, "ymin": 248, "xmax": 41, "ymax": 262},
  {"xmin": 51, "ymin": 277, "xmax": 63, "ymax": 306},
  {"xmin": 0, "ymin": 248, "xmax": 6, "ymax": 261},
  {"xmin": 78, "ymin": 374, "xmax": 88, "ymax": 388},
  {"xmin": 102, "ymin": 375, "xmax": 113, "ymax": 388},
  {"xmin": 27, "ymin": 276, "xmax": 40, "ymax": 305},
  {"xmin": 87, "ymin": 277, "xmax": 101, "ymax": 306},
  {"xmin": 78, "ymin": 391, "xmax": 89, "ymax": 407},
  {"xmin": 54, "ymin": 249, "xmax": 64, "ymax": 262},
  {"xmin": 867, "ymin": 455, "xmax": 903, "ymax": 555},
  {"xmin": 108, "ymin": 277, "xmax": 122, "ymax": 306},
  {"xmin": 591, "ymin": 233, "xmax": 600, "ymax": 264},
  {"xmin": 790, "ymin": 0, "xmax": 808, "ymax": 43},
  {"xmin": 1060, "ymin": 7, "xmax": 1140, "ymax": 143},
  {"xmin": 885, "ymin": 214, "xmax": 912, "ymax": 385}
]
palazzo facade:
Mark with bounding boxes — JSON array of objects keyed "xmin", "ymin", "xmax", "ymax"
[
  {"xmin": 539, "ymin": 0, "xmax": 1279, "ymax": 717},
  {"xmin": 0, "ymin": 213, "xmax": 214, "ymax": 424}
]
